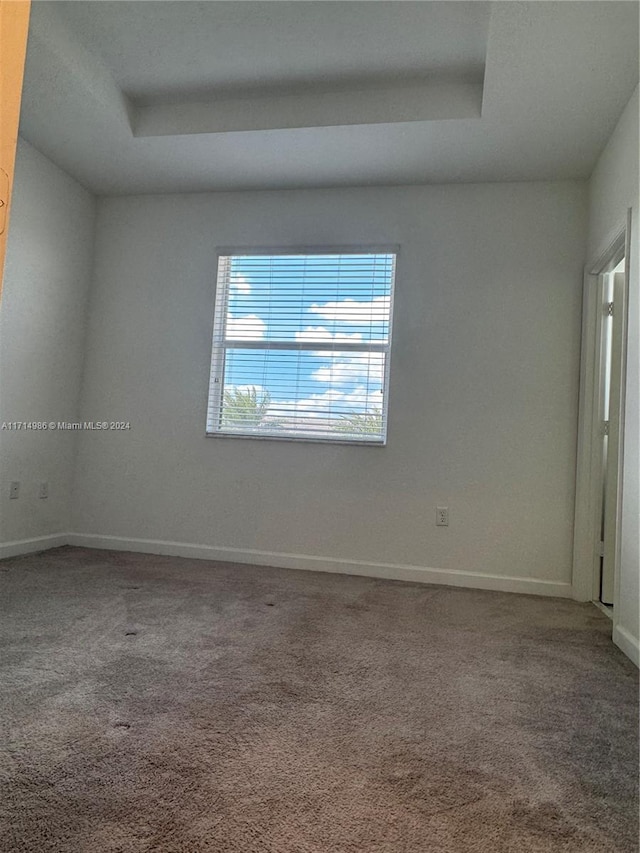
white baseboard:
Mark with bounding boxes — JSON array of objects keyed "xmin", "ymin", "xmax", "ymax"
[
  {"xmin": 613, "ymin": 624, "xmax": 640, "ymax": 667},
  {"xmin": 9, "ymin": 531, "xmax": 637, "ymax": 660},
  {"xmin": 0, "ymin": 533, "xmax": 69, "ymax": 560},
  {"xmin": 67, "ymin": 532, "xmax": 573, "ymax": 599}
]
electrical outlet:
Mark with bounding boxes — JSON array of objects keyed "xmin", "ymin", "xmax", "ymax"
[
  {"xmin": 436, "ymin": 506, "xmax": 449, "ymax": 526},
  {"xmin": 39, "ymin": 482, "xmax": 49, "ymax": 500},
  {"xmin": 9, "ymin": 481, "xmax": 20, "ymax": 500}
]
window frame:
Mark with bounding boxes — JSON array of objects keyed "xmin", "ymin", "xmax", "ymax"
[{"xmin": 206, "ymin": 245, "xmax": 399, "ymax": 446}]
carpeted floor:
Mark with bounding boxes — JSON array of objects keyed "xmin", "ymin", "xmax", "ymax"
[{"xmin": 0, "ymin": 546, "xmax": 637, "ymax": 853}]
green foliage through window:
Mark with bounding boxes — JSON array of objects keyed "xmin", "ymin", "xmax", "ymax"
[
  {"xmin": 334, "ymin": 410, "xmax": 383, "ymax": 436},
  {"xmin": 221, "ymin": 387, "xmax": 271, "ymax": 428}
]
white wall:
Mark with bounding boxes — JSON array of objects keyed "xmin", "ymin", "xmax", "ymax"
[
  {"xmin": 588, "ymin": 85, "xmax": 639, "ymax": 664},
  {"xmin": 72, "ymin": 181, "xmax": 587, "ymax": 595},
  {"xmin": 0, "ymin": 139, "xmax": 96, "ymax": 553}
]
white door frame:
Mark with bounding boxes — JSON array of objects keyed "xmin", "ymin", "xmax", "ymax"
[{"xmin": 572, "ymin": 212, "xmax": 631, "ymax": 608}]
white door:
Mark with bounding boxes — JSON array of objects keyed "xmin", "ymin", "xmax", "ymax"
[{"xmin": 597, "ymin": 266, "xmax": 625, "ymax": 605}]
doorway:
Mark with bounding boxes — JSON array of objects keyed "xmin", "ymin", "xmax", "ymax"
[
  {"xmin": 596, "ymin": 258, "xmax": 625, "ymax": 607},
  {"xmin": 573, "ymin": 221, "xmax": 630, "ymax": 614}
]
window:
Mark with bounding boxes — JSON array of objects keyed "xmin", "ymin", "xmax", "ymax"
[{"xmin": 206, "ymin": 249, "xmax": 397, "ymax": 443}]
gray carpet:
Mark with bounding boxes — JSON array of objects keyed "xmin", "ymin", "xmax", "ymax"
[{"xmin": 0, "ymin": 546, "xmax": 637, "ymax": 853}]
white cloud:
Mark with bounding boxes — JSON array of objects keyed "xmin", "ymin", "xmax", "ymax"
[
  {"xmin": 229, "ymin": 275, "xmax": 251, "ymax": 294},
  {"xmin": 309, "ymin": 296, "xmax": 390, "ymax": 324},
  {"xmin": 294, "ymin": 326, "xmax": 363, "ymax": 344},
  {"xmin": 268, "ymin": 386, "xmax": 383, "ymax": 419},
  {"xmin": 311, "ymin": 352, "xmax": 385, "ymax": 387},
  {"xmin": 293, "ymin": 329, "xmax": 385, "ymax": 389},
  {"xmin": 226, "ymin": 314, "xmax": 266, "ymax": 340}
]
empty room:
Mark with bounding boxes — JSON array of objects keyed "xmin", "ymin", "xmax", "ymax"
[{"xmin": 0, "ymin": 1, "xmax": 638, "ymax": 851}]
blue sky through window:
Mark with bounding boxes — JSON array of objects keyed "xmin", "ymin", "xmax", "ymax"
[{"xmin": 212, "ymin": 253, "xmax": 395, "ymax": 438}]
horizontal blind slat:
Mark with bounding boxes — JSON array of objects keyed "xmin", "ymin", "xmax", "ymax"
[{"xmin": 208, "ymin": 252, "xmax": 395, "ymax": 441}]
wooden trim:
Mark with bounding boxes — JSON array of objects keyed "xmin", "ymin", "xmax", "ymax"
[{"xmin": 0, "ymin": 0, "xmax": 31, "ymax": 298}]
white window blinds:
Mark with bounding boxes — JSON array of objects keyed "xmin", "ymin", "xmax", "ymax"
[{"xmin": 207, "ymin": 251, "xmax": 396, "ymax": 443}]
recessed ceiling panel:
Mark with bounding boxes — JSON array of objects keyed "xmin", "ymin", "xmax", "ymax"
[
  {"xmin": 18, "ymin": 2, "xmax": 639, "ymax": 194},
  {"xmin": 51, "ymin": 1, "xmax": 491, "ymax": 103}
]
